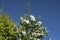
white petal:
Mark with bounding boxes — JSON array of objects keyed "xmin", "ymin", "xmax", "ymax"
[
  {"xmin": 30, "ymin": 15, "xmax": 36, "ymax": 21},
  {"xmin": 22, "ymin": 31, "xmax": 26, "ymax": 36},
  {"xmin": 23, "ymin": 20, "xmax": 29, "ymax": 24},
  {"xmin": 32, "ymin": 32, "xmax": 36, "ymax": 36},
  {"xmin": 19, "ymin": 39, "xmax": 21, "ymax": 40},
  {"xmin": 37, "ymin": 39, "xmax": 40, "ymax": 40},
  {"xmin": 36, "ymin": 33, "xmax": 40, "ymax": 36},
  {"xmin": 34, "ymin": 33, "xmax": 36, "ymax": 35},
  {"xmin": 30, "ymin": 36, "xmax": 32, "ymax": 39},
  {"xmin": 38, "ymin": 21, "xmax": 42, "ymax": 24}
]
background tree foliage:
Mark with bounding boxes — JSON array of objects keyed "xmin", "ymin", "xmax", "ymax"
[{"xmin": 0, "ymin": 12, "xmax": 18, "ymax": 40}]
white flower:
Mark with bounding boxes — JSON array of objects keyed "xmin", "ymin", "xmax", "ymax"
[
  {"xmin": 30, "ymin": 15, "xmax": 36, "ymax": 21},
  {"xmin": 36, "ymin": 33, "xmax": 40, "ymax": 36},
  {"xmin": 19, "ymin": 39, "xmax": 21, "ymax": 40},
  {"xmin": 23, "ymin": 20, "xmax": 29, "ymax": 24},
  {"xmin": 38, "ymin": 21, "xmax": 42, "ymax": 24},
  {"xmin": 30, "ymin": 36, "xmax": 32, "ymax": 39},
  {"xmin": 32, "ymin": 32, "xmax": 36, "ymax": 36},
  {"xmin": 37, "ymin": 39, "xmax": 40, "ymax": 40},
  {"xmin": 20, "ymin": 17, "xmax": 23, "ymax": 20},
  {"xmin": 32, "ymin": 32, "xmax": 41, "ymax": 37},
  {"xmin": 20, "ymin": 17, "xmax": 29, "ymax": 24},
  {"xmin": 22, "ymin": 31, "xmax": 26, "ymax": 36}
]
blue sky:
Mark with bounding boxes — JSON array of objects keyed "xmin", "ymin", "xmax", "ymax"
[{"xmin": 0, "ymin": 0, "xmax": 60, "ymax": 40}]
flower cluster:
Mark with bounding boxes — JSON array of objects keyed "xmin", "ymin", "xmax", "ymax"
[
  {"xmin": 22, "ymin": 31, "xmax": 27, "ymax": 36},
  {"xmin": 19, "ymin": 14, "xmax": 48, "ymax": 40},
  {"xmin": 20, "ymin": 17, "xmax": 29, "ymax": 24}
]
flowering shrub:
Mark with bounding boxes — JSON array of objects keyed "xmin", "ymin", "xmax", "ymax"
[{"xmin": 19, "ymin": 14, "xmax": 48, "ymax": 40}]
